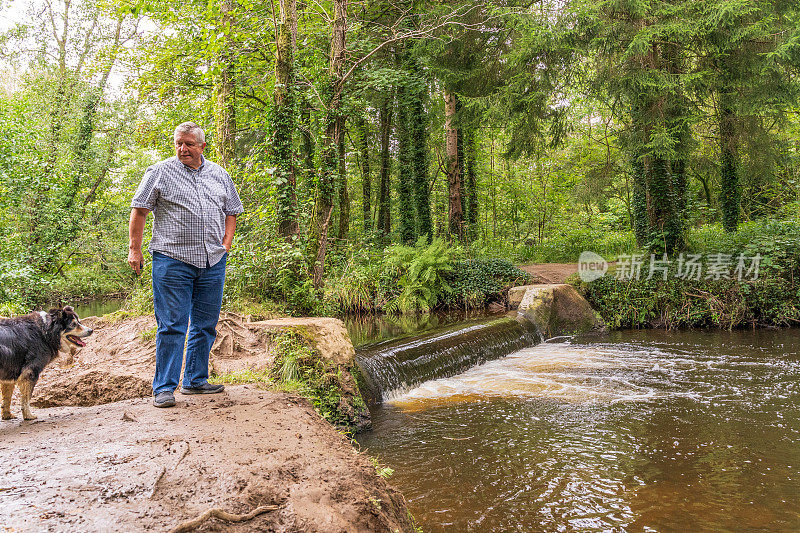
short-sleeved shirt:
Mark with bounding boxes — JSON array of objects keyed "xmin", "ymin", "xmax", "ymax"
[{"xmin": 131, "ymin": 156, "xmax": 244, "ymax": 268}]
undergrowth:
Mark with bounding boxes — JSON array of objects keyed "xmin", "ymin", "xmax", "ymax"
[{"xmin": 325, "ymin": 237, "xmax": 531, "ymax": 314}]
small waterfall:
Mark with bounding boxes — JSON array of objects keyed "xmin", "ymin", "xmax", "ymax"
[{"xmin": 356, "ymin": 314, "xmax": 541, "ymax": 402}]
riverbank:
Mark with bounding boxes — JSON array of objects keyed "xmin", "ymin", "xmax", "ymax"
[
  {"xmin": 572, "ymin": 274, "xmax": 800, "ymax": 330},
  {"xmin": 1, "ymin": 314, "xmax": 416, "ymax": 532},
  {"xmin": 1, "ymin": 386, "xmax": 414, "ymax": 532}
]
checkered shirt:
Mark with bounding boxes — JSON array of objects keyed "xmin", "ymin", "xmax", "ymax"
[{"xmin": 131, "ymin": 156, "xmax": 244, "ymax": 268}]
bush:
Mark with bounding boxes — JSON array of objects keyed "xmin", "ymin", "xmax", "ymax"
[
  {"xmin": 227, "ymin": 238, "xmax": 323, "ymax": 316},
  {"xmin": 445, "ymin": 258, "xmax": 531, "ymax": 309},
  {"xmin": 324, "ymin": 239, "xmax": 531, "ymax": 314},
  {"xmin": 518, "ymin": 229, "xmax": 637, "ymax": 263},
  {"xmin": 574, "ymin": 274, "xmax": 800, "ymax": 330}
]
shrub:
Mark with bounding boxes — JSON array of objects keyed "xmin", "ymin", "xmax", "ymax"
[
  {"xmin": 384, "ymin": 237, "xmax": 454, "ymax": 314},
  {"xmin": 445, "ymin": 258, "xmax": 531, "ymax": 309},
  {"xmin": 519, "ymin": 229, "xmax": 637, "ymax": 263}
]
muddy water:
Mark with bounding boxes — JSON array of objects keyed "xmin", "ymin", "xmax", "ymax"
[{"xmin": 357, "ymin": 329, "xmax": 800, "ymax": 532}]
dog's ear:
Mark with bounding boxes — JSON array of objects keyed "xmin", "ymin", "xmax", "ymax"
[
  {"xmin": 63, "ymin": 306, "xmax": 75, "ymax": 314},
  {"xmin": 48, "ymin": 308, "xmax": 69, "ymax": 325}
]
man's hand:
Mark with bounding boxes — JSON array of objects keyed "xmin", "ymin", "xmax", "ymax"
[
  {"xmin": 128, "ymin": 208, "xmax": 149, "ymax": 275},
  {"xmin": 222, "ymin": 214, "xmax": 237, "ymax": 254},
  {"xmin": 128, "ymin": 248, "xmax": 144, "ymax": 275}
]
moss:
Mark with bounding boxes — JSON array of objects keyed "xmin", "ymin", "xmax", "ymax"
[
  {"xmin": 139, "ymin": 326, "xmax": 157, "ymax": 341},
  {"xmin": 209, "ymin": 369, "xmax": 274, "ymax": 387},
  {"xmin": 271, "ymin": 330, "xmax": 370, "ymax": 434}
]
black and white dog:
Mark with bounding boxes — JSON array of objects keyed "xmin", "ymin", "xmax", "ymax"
[{"xmin": 0, "ymin": 306, "xmax": 93, "ymax": 420}]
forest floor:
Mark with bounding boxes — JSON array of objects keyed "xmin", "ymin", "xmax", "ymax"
[
  {"xmin": 0, "ymin": 316, "xmax": 414, "ymax": 533},
  {"xmin": 519, "ymin": 263, "xmax": 579, "ymax": 284}
]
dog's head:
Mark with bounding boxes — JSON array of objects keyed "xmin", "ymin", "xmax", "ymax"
[{"xmin": 46, "ymin": 306, "xmax": 94, "ymax": 353}]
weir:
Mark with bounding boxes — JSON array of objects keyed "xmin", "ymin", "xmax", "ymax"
[
  {"xmin": 356, "ymin": 314, "xmax": 541, "ymax": 402},
  {"xmin": 354, "ymin": 284, "xmax": 605, "ymax": 404}
]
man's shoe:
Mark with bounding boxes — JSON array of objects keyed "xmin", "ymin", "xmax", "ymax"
[
  {"xmin": 153, "ymin": 391, "xmax": 176, "ymax": 408},
  {"xmin": 180, "ymin": 382, "xmax": 225, "ymax": 395}
]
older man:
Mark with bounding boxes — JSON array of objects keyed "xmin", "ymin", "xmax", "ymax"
[{"xmin": 128, "ymin": 122, "xmax": 244, "ymax": 408}]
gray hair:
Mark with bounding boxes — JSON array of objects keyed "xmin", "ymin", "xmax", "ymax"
[{"xmin": 173, "ymin": 122, "xmax": 205, "ymax": 144}]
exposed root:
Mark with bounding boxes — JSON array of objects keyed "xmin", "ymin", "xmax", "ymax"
[
  {"xmin": 168, "ymin": 504, "xmax": 281, "ymax": 533},
  {"xmin": 149, "ymin": 441, "xmax": 190, "ymax": 499}
]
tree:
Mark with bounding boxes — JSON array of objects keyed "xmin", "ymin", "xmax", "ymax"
[{"xmin": 274, "ymin": 0, "xmax": 299, "ymax": 238}]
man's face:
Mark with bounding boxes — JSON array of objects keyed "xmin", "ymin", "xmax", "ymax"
[{"xmin": 174, "ymin": 131, "xmax": 206, "ymax": 169}]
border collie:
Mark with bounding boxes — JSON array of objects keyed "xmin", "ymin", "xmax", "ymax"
[{"xmin": 0, "ymin": 306, "xmax": 93, "ymax": 420}]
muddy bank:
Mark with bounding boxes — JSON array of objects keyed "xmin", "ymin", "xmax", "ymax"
[
  {"xmin": 0, "ymin": 386, "xmax": 414, "ymax": 532},
  {"xmin": 31, "ymin": 313, "xmax": 369, "ymax": 432}
]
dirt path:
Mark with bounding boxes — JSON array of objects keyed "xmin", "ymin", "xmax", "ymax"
[
  {"xmin": 0, "ymin": 386, "xmax": 413, "ymax": 532},
  {"xmin": 519, "ymin": 263, "xmax": 578, "ymax": 284}
]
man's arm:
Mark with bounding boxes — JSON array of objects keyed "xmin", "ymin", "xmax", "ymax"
[
  {"xmin": 128, "ymin": 208, "xmax": 150, "ymax": 274},
  {"xmin": 223, "ymin": 215, "xmax": 237, "ymax": 252}
]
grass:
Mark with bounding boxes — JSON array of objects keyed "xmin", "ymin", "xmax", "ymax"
[
  {"xmin": 369, "ymin": 456, "xmax": 395, "ymax": 479},
  {"xmin": 139, "ymin": 325, "xmax": 157, "ymax": 341},
  {"xmin": 209, "ymin": 368, "xmax": 275, "ymax": 387}
]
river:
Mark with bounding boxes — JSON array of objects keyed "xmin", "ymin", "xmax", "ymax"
[{"xmin": 356, "ymin": 328, "xmax": 800, "ymax": 532}]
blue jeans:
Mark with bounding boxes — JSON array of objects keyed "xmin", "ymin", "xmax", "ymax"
[{"xmin": 151, "ymin": 251, "xmax": 227, "ymax": 394}]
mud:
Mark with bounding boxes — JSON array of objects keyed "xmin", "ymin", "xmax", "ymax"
[
  {"xmin": 0, "ymin": 386, "xmax": 413, "ymax": 532},
  {"xmin": 518, "ymin": 263, "xmax": 578, "ymax": 284},
  {"xmin": 31, "ymin": 314, "xmax": 358, "ymax": 409}
]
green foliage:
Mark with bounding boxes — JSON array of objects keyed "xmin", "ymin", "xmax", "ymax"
[
  {"xmin": 209, "ymin": 368, "xmax": 273, "ymax": 386},
  {"xmin": 576, "ymin": 219, "xmax": 800, "ymax": 330},
  {"xmin": 577, "ymin": 275, "xmax": 800, "ymax": 330},
  {"xmin": 385, "ymin": 237, "xmax": 454, "ymax": 314},
  {"xmin": 686, "ymin": 220, "xmax": 800, "ymax": 276},
  {"xmin": 521, "ymin": 230, "xmax": 638, "ymax": 263},
  {"xmin": 325, "ymin": 238, "xmax": 531, "ymax": 314},
  {"xmin": 445, "ymin": 258, "xmax": 532, "ymax": 309},
  {"xmin": 227, "ymin": 236, "xmax": 323, "ymax": 316},
  {"xmin": 271, "ymin": 329, "xmax": 366, "ymax": 433},
  {"xmin": 369, "ymin": 456, "xmax": 394, "ymax": 479},
  {"xmin": 139, "ymin": 326, "xmax": 158, "ymax": 341}
]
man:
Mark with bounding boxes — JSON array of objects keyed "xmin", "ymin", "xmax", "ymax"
[{"xmin": 128, "ymin": 122, "xmax": 244, "ymax": 408}]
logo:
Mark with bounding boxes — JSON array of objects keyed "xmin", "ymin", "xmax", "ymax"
[{"xmin": 578, "ymin": 251, "xmax": 608, "ymax": 282}]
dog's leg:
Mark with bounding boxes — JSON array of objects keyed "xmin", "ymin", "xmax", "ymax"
[
  {"xmin": 1, "ymin": 381, "xmax": 14, "ymax": 420},
  {"xmin": 17, "ymin": 371, "xmax": 38, "ymax": 420}
]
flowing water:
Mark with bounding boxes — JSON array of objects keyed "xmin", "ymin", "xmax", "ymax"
[{"xmin": 357, "ymin": 328, "xmax": 800, "ymax": 532}]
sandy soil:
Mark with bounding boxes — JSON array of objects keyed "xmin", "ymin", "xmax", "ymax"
[
  {"xmin": 0, "ymin": 386, "xmax": 413, "ymax": 532},
  {"xmin": 519, "ymin": 263, "xmax": 578, "ymax": 284}
]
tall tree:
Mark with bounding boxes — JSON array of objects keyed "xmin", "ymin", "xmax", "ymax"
[
  {"xmin": 274, "ymin": 0, "xmax": 299, "ymax": 238},
  {"xmin": 307, "ymin": 0, "xmax": 346, "ymax": 287},
  {"xmin": 409, "ymin": 74, "xmax": 432, "ymax": 241},
  {"xmin": 358, "ymin": 115, "xmax": 372, "ymax": 235},
  {"xmin": 377, "ymin": 96, "xmax": 393, "ymax": 244},
  {"xmin": 337, "ymin": 122, "xmax": 349, "ymax": 240},
  {"xmin": 444, "ymin": 88, "xmax": 463, "ymax": 240},
  {"xmin": 396, "ymin": 82, "xmax": 416, "ymax": 244}
]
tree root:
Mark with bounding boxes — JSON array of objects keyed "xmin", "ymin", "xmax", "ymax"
[{"xmin": 168, "ymin": 504, "xmax": 281, "ymax": 533}]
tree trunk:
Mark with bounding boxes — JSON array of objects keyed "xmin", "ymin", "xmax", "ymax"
[
  {"xmin": 299, "ymin": 98, "xmax": 315, "ymax": 195},
  {"xmin": 337, "ymin": 121, "xmax": 349, "ymax": 240},
  {"xmin": 359, "ymin": 115, "xmax": 372, "ymax": 235},
  {"xmin": 410, "ymin": 78, "xmax": 431, "ymax": 242},
  {"xmin": 464, "ymin": 127, "xmax": 478, "ymax": 242},
  {"xmin": 377, "ymin": 96, "xmax": 393, "ymax": 244},
  {"xmin": 307, "ymin": 0, "xmax": 346, "ymax": 287},
  {"xmin": 396, "ymin": 83, "xmax": 415, "ymax": 244},
  {"xmin": 274, "ymin": 0, "xmax": 299, "ymax": 238},
  {"xmin": 719, "ymin": 91, "xmax": 739, "ymax": 233},
  {"xmin": 444, "ymin": 88, "xmax": 463, "ymax": 241}
]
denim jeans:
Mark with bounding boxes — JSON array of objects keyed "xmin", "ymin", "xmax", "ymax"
[{"xmin": 151, "ymin": 251, "xmax": 227, "ymax": 394}]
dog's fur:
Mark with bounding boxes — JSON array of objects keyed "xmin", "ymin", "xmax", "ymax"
[{"xmin": 0, "ymin": 306, "xmax": 93, "ymax": 420}]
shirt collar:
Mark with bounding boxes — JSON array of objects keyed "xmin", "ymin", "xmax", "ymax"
[{"xmin": 180, "ymin": 155, "xmax": 205, "ymax": 171}]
